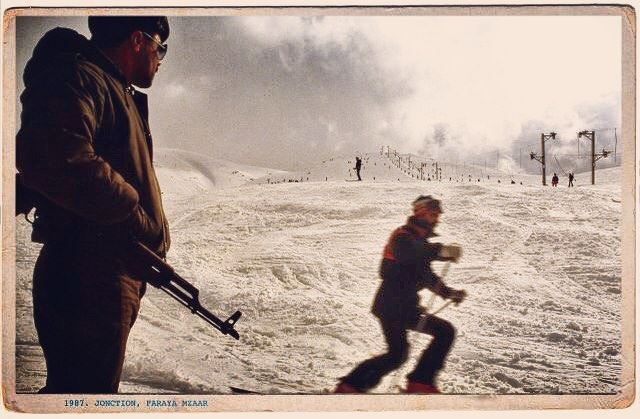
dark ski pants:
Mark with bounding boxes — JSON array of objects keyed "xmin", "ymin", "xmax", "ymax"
[
  {"xmin": 341, "ymin": 315, "xmax": 456, "ymax": 391},
  {"xmin": 356, "ymin": 168, "xmax": 362, "ymax": 181},
  {"xmin": 32, "ymin": 243, "xmax": 145, "ymax": 394}
]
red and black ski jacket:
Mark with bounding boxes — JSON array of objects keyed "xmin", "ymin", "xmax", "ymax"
[{"xmin": 371, "ymin": 216, "xmax": 454, "ymax": 324}]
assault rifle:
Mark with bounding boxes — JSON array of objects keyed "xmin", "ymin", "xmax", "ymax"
[{"xmin": 129, "ymin": 241, "xmax": 242, "ymax": 340}]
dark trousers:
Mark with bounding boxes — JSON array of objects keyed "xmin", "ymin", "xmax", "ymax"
[
  {"xmin": 32, "ymin": 243, "xmax": 145, "ymax": 394},
  {"xmin": 341, "ymin": 315, "xmax": 455, "ymax": 391},
  {"xmin": 356, "ymin": 168, "xmax": 362, "ymax": 181}
]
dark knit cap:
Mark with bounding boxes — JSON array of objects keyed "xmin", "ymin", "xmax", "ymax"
[{"xmin": 89, "ymin": 16, "xmax": 170, "ymax": 48}]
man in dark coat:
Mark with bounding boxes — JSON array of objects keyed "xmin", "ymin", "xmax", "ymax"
[
  {"xmin": 16, "ymin": 17, "xmax": 171, "ymax": 393},
  {"xmin": 335, "ymin": 195, "xmax": 466, "ymax": 394},
  {"xmin": 355, "ymin": 156, "xmax": 362, "ymax": 181},
  {"xmin": 568, "ymin": 172, "xmax": 575, "ymax": 187}
]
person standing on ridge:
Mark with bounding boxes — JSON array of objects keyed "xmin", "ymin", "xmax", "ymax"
[
  {"xmin": 355, "ymin": 156, "xmax": 363, "ymax": 181},
  {"xmin": 568, "ymin": 172, "xmax": 575, "ymax": 187},
  {"xmin": 16, "ymin": 16, "xmax": 171, "ymax": 393},
  {"xmin": 335, "ymin": 195, "xmax": 466, "ymax": 394}
]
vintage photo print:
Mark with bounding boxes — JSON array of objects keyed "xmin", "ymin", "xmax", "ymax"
[{"xmin": 1, "ymin": 4, "xmax": 635, "ymax": 413}]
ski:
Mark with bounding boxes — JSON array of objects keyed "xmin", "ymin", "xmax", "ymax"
[
  {"xmin": 229, "ymin": 386, "xmax": 311, "ymax": 395},
  {"xmin": 229, "ymin": 386, "xmax": 261, "ymax": 394}
]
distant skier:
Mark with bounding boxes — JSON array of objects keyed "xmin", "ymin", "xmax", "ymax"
[
  {"xmin": 551, "ymin": 173, "xmax": 559, "ymax": 187},
  {"xmin": 568, "ymin": 172, "xmax": 575, "ymax": 187},
  {"xmin": 335, "ymin": 195, "xmax": 466, "ymax": 394},
  {"xmin": 355, "ymin": 156, "xmax": 362, "ymax": 181}
]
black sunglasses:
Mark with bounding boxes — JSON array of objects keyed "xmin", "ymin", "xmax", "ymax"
[{"xmin": 142, "ymin": 32, "xmax": 167, "ymax": 60}]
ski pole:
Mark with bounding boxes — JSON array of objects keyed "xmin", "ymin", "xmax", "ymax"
[
  {"xmin": 430, "ymin": 288, "xmax": 468, "ymax": 316},
  {"xmin": 430, "ymin": 299, "xmax": 454, "ymax": 316},
  {"xmin": 440, "ymin": 261, "xmax": 451, "ymax": 279},
  {"xmin": 425, "ymin": 262, "xmax": 451, "ymax": 312},
  {"xmin": 424, "ymin": 294, "xmax": 436, "ymax": 313}
]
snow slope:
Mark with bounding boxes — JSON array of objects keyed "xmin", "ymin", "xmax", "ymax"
[
  {"xmin": 14, "ymin": 150, "xmax": 622, "ymax": 395},
  {"xmin": 153, "ymin": 148, "xmax": 288, "ymax": 194}
]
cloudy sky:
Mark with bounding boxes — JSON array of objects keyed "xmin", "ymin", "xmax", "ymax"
[{"xmin": 16, "ymin": 13, "xmax": 621, "ymax": 171}]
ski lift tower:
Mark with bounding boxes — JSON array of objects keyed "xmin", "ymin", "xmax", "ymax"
[
  {"xmin": 578, "ymin": 130, "xmax": 610, "ymax": 185},
  {"xmin": 530, "ymin": 132, "xmax": 556, "ymax": 186}
]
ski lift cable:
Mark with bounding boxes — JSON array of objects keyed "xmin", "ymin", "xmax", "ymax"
[
  {"xmin": 553, "ymin": 153, "xmax": 590, "ymax": 157},
  {"xmin": 553, "ymin": 155, "xmax": 569, "ymax": 177}
]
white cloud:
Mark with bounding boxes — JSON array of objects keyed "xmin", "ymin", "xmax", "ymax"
[
  {"xmin": 238, "ymin": 16, "xmax": 358, "ymax": 48},
  {"xmin": 360, "ymin": 16, "xmax": 621, "ymax": 153},
  {"xmin": 239, "ymin": 15, "xmax": 621, "ymax": 157}
]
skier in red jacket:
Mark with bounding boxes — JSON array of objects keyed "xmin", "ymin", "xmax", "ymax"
[{"xmin": 335, "ymin": 195, "xmax": 466, "ymax": 394}]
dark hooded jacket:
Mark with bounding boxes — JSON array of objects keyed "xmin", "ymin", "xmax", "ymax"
[
  {"xmin": 16, "ymin": 27, "xmax": 170, "ymax": 257},
  {"xmin": 371, "ymin": 216, "xmax": 454, "ymax": 324}
]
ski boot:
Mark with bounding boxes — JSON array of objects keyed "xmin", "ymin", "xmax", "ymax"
[
  {"xmin": 404, "ymin": 381, "xmax": 441, "ymax": 394},
  {"xmin": 334, "ymin": 382, "xmax": 363, "ymax": 394}
]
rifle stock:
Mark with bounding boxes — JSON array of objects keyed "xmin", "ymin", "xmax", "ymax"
[{"xmin": 129, "ymin": 241, "xmax": 241, "ymax": 340}]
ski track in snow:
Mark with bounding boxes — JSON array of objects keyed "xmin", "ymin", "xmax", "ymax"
[{"xmin": 15, "ymin": 151, "xmax": 622, "ymax": 395}]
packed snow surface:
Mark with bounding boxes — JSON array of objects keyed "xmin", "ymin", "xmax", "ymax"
[{"xmin": 15, "ymin": 151, "xmax": 622, "ymax": 395}]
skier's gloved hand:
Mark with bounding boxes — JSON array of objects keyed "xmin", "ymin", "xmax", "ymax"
[
  {"xmin": 439, "ymin": 244, "xmax": 462, "ymax": 262},
  {"xmin": 448, "ymin": 289, "xmax": 467, "ymax": 305}
]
